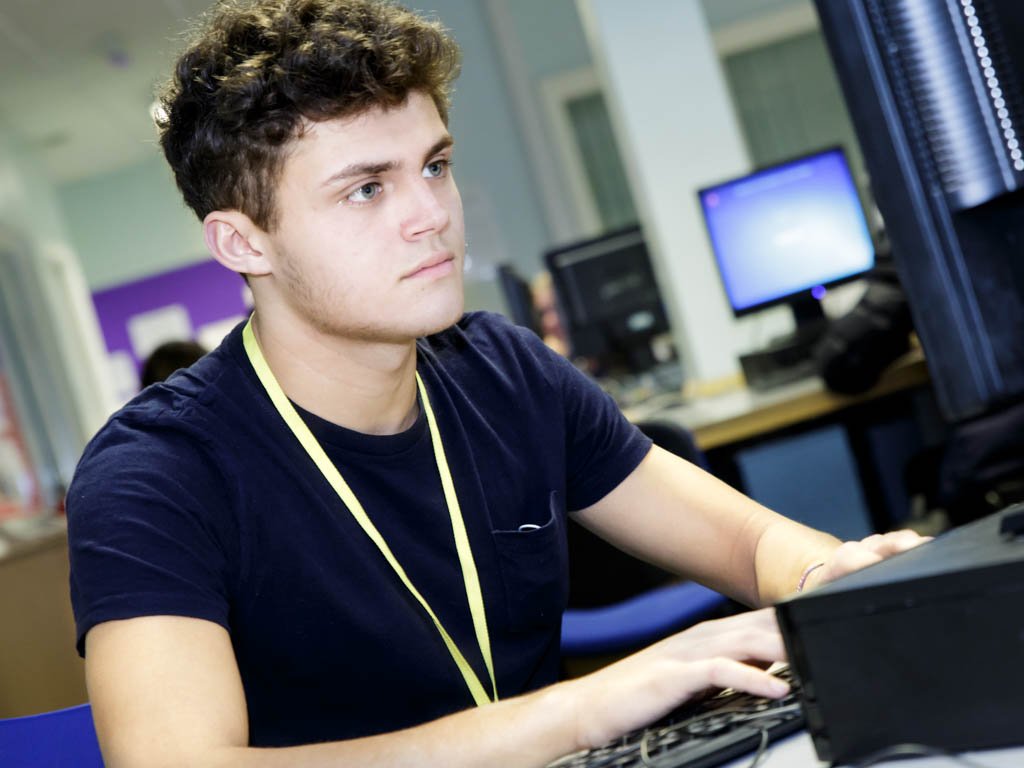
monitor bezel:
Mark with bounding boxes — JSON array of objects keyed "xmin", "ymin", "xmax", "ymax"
[
  {"xmin": 696, "ymin": 145, "xmax": 876, "ymax": 319},
  {"xmin": 543, "ymin": 223, "xmax": 670, "ymax": 368}
]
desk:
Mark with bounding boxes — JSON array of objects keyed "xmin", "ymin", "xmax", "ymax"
[
  {"xmin": 0, "ymin": 516, "xmax": 87, "ymax": 717},
  {"xmin": 625, "ymin": 350, "xmax": 934, "ymax": 535},
  {"xmin": 625, "ymin": 349, "xmax": 930, "ymax": 451},
  {"xmin": 723, "ymin": 730, "xmax": 1024, "ymax": 767}
]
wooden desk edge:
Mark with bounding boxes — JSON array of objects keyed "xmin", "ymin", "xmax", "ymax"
[{"xmin": 694, "ymin": 354, "xmax": 930, "ymax": 451}]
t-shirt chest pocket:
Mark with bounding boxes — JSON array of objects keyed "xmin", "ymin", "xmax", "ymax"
[{"xmin": 490, "ymin": 490, "xmax": 569, "ymax": 634}]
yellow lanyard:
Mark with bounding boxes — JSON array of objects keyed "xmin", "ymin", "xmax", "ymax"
[{"xmin": 242, "ymin": 317, "xmax": 497, "ymax": 706}]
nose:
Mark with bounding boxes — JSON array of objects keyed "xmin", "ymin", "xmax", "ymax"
[{"xmin": 400, "ymin": 178, "xmax": 450, "ymax": 241}]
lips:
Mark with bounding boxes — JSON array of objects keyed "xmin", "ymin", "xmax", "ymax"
[{"xmin": 404, "ymin": 252, "xmax": 455, "ymax": 279}]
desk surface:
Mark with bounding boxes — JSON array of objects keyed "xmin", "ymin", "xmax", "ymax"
[
  {"xmin": 724, "ymin": 730, "xmax": 1024, "ymax": 767},
  {"xmin": 625, "ymin": 350, "xmax": 929, "ymax": 451},
  {"xmin": 0, "ymin": 514, "xmax": 68, "ymax": 564}
]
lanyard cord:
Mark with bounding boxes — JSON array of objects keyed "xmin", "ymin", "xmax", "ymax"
[{"xmin": 242, "ymin": 318, "xmax": 497, "ymax": 706}]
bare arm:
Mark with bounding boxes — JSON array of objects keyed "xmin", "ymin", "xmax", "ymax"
[
  {"xmin": 86, "ymin": 609, "xmax": 789, "ymax": 768},
  {"xmin": 573, "ymin": 445, "xmax": 926, "ymax": 606}
]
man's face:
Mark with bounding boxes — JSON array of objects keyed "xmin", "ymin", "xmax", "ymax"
[{"xmin": 259, "ymin": 91, "xmax": 466, "ymax": 343}]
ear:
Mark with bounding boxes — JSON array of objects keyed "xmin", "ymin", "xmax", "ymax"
[{"xmin": 203, "ymin": 210, "xmax": 273, "ymax": 277}]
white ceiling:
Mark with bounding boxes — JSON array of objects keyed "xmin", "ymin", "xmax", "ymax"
[
  {"xmin": 0, "ymin": 0, "xmax": 806, "ymax": 188},
  {"xmin": 0, "ymin": 0, "xmax": 214, "ymax": 185}
]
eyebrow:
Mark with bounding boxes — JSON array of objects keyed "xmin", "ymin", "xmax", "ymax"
[{"xmin": 319, "ymin": 134, "xmax": 455, "ymax": 189}]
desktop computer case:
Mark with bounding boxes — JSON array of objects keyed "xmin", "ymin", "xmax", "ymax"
[{"xmin": 777, "ymin": 506, "xmax": 1024, "ymax": 764}]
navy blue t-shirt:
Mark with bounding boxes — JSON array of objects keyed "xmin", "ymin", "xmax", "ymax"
[{"xmin": 67, "ymin": 311, "xmax": 651, "ymax": 747}]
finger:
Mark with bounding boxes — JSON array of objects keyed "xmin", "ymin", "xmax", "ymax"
[
  {"xmin": 747, "ymin": 606, "xmax": 783, "ymax": 625},
  {"xmin": 711, "ymin": 626, "xmax": 788, "ymax": 665},
  {"xmin": 823, "ymin": 541, "xmax": 884, "ymax": 580},
  {"xmin": 874, "ymin": 529, "xmax": 932, "ymax": 554},
  {"xmin": 839, "ymin": 540, "xmax": 885, "ymax": 568},
  {"xmin": 702, "ymin": 607, "xmax": 779, "ymax": 632},
  {"xmin": 693, "ymin": 658, "xmax": 791, "ymax": 700},
  {"xmin": 667, "ymin": 612, "xmax": 787, "ymax": 664},
  {"xmin": 693, "ymin": 611, "xmax": 775, "ymax": 639}
]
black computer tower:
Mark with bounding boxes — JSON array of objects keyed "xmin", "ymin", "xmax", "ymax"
[{"xmin": 777, "ymin": 506, "xmax": 1024, "ymax": 763}]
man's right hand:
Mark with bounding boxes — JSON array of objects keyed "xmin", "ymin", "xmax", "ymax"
[{"xmin": 559, "ymin": 608, "xmax": 789, "ymax": 752}]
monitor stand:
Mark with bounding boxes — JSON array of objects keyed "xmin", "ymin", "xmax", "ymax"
[{"xmin": 739, "ymin": 296, "xmax": 829, "ymax": 390}]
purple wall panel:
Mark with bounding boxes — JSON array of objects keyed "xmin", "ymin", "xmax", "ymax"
[{"xmin": 91, "ymin": 258, "xmax": 249, "ymax": 367}]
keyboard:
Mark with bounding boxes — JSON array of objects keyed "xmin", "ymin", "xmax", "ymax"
[
  {"xmin": 547, "ymin": 666, "xmax": 804, "ymax": 768},
  {"xmin": 599, "ymin": 361, "xmax": 687, "ymax": 410}
]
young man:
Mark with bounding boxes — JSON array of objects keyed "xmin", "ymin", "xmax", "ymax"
[{"xmin": 67, "ymin": 1, "xmax": 926, "ymax": 766}]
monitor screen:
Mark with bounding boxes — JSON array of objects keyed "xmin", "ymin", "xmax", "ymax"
[
  {"xmin": 544, "ymin": 226, "xmax": 669, "ymax": 372},
  {"xmin": 698, "ymin": 147, "xmax": 875, "ymax": 316},
  {"xmin": 496, "ymin": 264, "xmax": 541, "ymax": 335}
]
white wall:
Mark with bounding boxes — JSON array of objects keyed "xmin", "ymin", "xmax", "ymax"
[
  {"xmin": 577, "ymin": 0, "xmax": 751, "ymax": 382},
  {"xmin": 0, "ymin": 128, "xmax": 73, "ymax": 251},
  {"xmin": 0, "ymin": 125, "xmax": 116, "ymax": 495},
  {"xmin": 57, "ymin": 153, "xmax": 206, "ymax": 291}
]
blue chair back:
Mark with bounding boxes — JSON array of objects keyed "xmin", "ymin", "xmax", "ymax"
[
  {"xmin": 0, "ymin": 703, "xmax": 103, "ymax": 768},
  {"xmin": 561, "ymin": 580, "xmax": 727, "ymax": 656}
]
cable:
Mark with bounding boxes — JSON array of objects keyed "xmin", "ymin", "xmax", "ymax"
[
  {"xmin": 639, "ymin": 728, "xmax": 654, "ymax": 766},
  {"xmin": 847, "ymin": 742, "xmax": 1001, "ymax": 768},
  {"xmin": 744, "ymin": 727, "xmax": 771, "ymax": 768}
]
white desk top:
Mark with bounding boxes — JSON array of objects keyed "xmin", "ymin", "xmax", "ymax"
[
  {"xmin": 723, "ymin": 730, "xmax": 1024, "ymax": 767},
  {"xmin": 625, "ymin": 374, "xmax": 825, "ymax": 432}
]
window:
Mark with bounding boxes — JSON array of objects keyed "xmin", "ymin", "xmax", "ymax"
[{"xmin": 542, "ymin": 68, "xmax": 638, "ymax": 236}]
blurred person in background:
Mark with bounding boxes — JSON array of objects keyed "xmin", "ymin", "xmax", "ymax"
[{"xmin": 139, "ymin": 339, "xmax": 209, "ymax": 388}]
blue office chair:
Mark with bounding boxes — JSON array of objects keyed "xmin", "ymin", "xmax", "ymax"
[
  {"xmin": 0, "ymin": 703, "xmax": 104, "ymax": 768},
  {"xmin": 561, "ymin": 419, "xmax": 729, "ymax": 657},
  {"xmin": 561, "ymin": 580, "xmax": 727, "ymax": 656}
]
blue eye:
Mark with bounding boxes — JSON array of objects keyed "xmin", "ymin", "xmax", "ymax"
[
  {"xmin": 423, "ymin": 160, "xmax": 449, "ymax": 178},
  {"xmin": 347, "ymin": 182, "xmax": 382, "ymax": 203}
]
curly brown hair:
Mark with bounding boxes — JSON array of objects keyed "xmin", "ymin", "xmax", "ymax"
[{"xmin": 157, "ymin": 0, "xmax": 461, "ymax": 231}]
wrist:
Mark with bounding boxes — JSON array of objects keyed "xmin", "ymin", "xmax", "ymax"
[{"xmin": 519, "ymin": 679, "xmax": 588, "ymax": 758}]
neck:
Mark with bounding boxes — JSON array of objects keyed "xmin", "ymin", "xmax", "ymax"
[{"xmin": 250, "ymin": 312, "xmax": 419, "ymax": 436}]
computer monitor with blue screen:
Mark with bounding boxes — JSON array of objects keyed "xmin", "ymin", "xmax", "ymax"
[{"xmin": 698, "ymin": 146, "xmax": 875, "ymax": 335}]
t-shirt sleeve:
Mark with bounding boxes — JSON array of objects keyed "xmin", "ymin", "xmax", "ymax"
[
  {"xmin": 504, "ymin": 320, "xmax": 653, "ymax": 511},
  {"xmin": 67, "ymin": 415, "xmax": 237, "ymax": 656}
]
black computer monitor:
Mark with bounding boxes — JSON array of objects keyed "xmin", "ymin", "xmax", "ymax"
[
  {"xmin": 697, "ymin": 146, "xmax": 876, "ymax": 337},
  {"xmin": 544, "ymin": 226, "xmax": 670, "ymax": 374}
]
